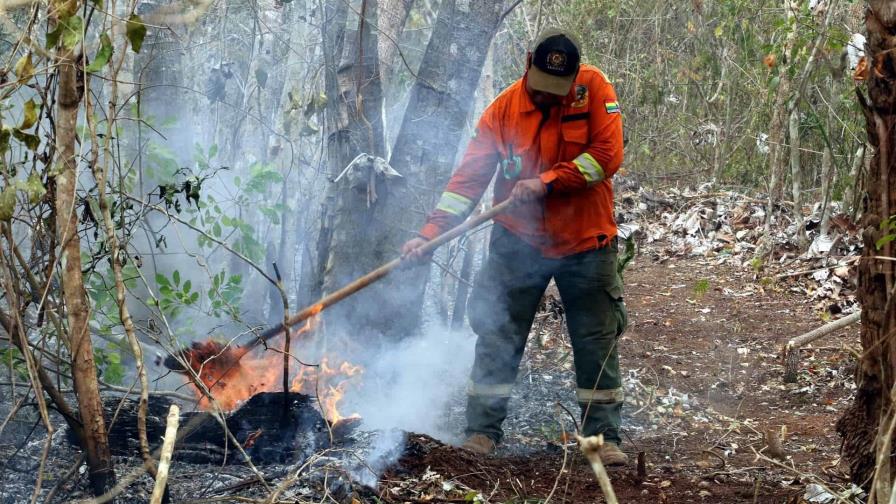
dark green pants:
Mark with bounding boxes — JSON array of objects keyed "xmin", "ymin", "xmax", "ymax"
[{"xmin": 466, "ymin": 225, "xmax": 627, "ymax": 444}]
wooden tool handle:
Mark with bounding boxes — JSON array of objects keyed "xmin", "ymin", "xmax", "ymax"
[{"xmin": 243, "ymin": 199, "xmax": 513, "ymax": 351}]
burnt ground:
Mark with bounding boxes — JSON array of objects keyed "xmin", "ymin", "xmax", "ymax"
[
  {"xmin": 0, "ymin": 246, "xmax": 859, "ymax": 503},
  {"xmin": 380, "ymin": 251, "xmax": 859, "ymax": 503}
]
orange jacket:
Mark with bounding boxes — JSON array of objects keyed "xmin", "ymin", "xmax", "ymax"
[{"xmin": 419, "ymin": 64, "xmax": 624, "ymax": 258}]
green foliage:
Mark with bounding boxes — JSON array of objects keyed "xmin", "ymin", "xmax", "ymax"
[
  {"xmin": 13, "ymin": 53, "xmax": 34, "ymax": 83},
  {"xmin": 20, "ymin": 99, "xmax": 38, "ymax": 130},
  {"xmin": 94, "ymin": 347, "xmax": 124, "ymax": 385},
  {"xmin": 693, "ymin": 279, "xmax": 710, "ymax": 298},
  {"xmin": 126, "ymin": 15, "xmax": 147, "ymax": 53},
  {"xmin": 208, "ymin": 270, "xmax": 243, "ymax": 318},
  {"xmin": 616, "ymin": 235, "xmax": 637, "ymax": 279},
  {"xmin": 86, "ymin": 33, "xmax": 114, "ymax": 72},
  {"xmin": 46, "ymin": 15, "xmax": 84, "ymax": 50},
  {"xmin": 155, "ymin": 270, "xmax": 200, "ymax": 318},
  {"xmin": 877, "ymin": 216, "xmax": 896, "ymax": 250},
  {"xmin": 750, "ymin": 256, "xmax": 764, "ymax": 273},
  {"xmin": 0, "ymin": 186, "xmax": 16, "ymax": 221},
  {"xmin": 0, "ymin": 347, "xmax": 29, "ymax": 381}
]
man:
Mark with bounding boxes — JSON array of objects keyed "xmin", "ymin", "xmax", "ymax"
[{"xmin": 401, "ymin": 28, "xmax": 628, "ymax": 465}]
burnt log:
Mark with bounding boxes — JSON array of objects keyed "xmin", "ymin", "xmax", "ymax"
[{"xmin": 67, "ymin": 392, "xmax": 332, "ymax": 465}]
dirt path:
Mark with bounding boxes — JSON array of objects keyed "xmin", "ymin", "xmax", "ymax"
[{"xmin": 384, "ymin": 249, "xmax": 859, "ymax": 503}]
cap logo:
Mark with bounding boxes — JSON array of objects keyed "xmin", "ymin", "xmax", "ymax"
[{"xmin": 545, "ymin": 51, "xmax": 567, "ymax": 71}]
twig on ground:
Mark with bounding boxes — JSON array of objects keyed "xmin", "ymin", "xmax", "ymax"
[
  {"xmin": 783, "ymin": 310, "xmax": 861, "ymax": 383},
  {"xmin": 576, "ymin": 434, "xmax": 619, "ymax": 504},
  {"xmin": 150, "ymin": 404, "xmax": 181, "ymax": 504}
]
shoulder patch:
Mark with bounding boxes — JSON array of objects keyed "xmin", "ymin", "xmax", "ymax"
[
  {"xmin": 572, "ymin": 84, "xmax": 588, "ymax": 108},
  {"xmin": 604, "ymin": 100, "xmax": 620, "ymax": 114}
]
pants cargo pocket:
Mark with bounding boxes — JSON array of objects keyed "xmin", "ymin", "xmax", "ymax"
[{"xmin": 607, "ymin": 282, "xmax": 628, "ymax": 338}]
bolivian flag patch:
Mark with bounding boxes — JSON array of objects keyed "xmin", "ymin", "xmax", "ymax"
[{"xmin": 604, "ymin": 100, "xmax": 620, "ymax": 114}]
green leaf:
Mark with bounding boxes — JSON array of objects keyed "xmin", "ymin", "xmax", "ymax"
[
  {"xmin": 62, "ymin": 16, "xmax": 84, "ymax": 49},
  {"xmin": 876, "ymin": 234, "xmax": 896, "ymax": 250},
  {"xmin": 23, "ymin": 173, "xmax": 46, "ymax": 204},
  {"xmin": 103, "ymin": 356, "xmax": 124, "ymax": 385},
  {"xmin": 0, "ymin": 187, "xmax": 16, "ymax": 221},
  {"xmin": 155, "ymin": 273, "xmax": 170, "ymax": 287},
  {"xmin": 14, "ymin": 53, "xmax": 34, "ymax": 83},
  {"xmin": 21, "ymin": 99, "xmax": 38, "ymax": 130},
  {"xmin": 46, "ymin": 25, "xmax": 63, "ymax": 49},
  {"xmin": 172, "ymin": 270, "xmax": 180, "ymax": 286},
  {"xmin": 86, "ymin": 33, "xmax": 114, "ymax": 72},
  {"xmin": 208, "ymin": 143, "xmax": 218, "ymax": 158},
  {"xmin": 126, "ymin": 15, "xmax": 147, "ymax": 53},
  {"xmin": 47, "ymin": 16, "xmax": 84, "ymax": 51},
  {"xmin": 183, "ymin": 279, "xmax": 191, "ymax": 293},
  {"xmin": 12, "ymin": 129, "xmax": 40, "ymax": 151},
  {"xmin": 0, "ymin": 128, "xmax": 10, "ymax": 155}
]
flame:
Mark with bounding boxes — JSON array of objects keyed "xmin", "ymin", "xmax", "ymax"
[{"xmin": 182, "ymin": 314, "xmax": 362, "ymax": 422}]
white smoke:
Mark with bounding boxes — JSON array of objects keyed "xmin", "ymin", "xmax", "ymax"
[{"xmin": 345, "ymin": 326, "xmax": 476, "ymax": 441}]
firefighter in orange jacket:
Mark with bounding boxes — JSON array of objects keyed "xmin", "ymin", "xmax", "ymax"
[{"xmin": 402, "ymin": 29, "xmax": 629, "ymax": 464}]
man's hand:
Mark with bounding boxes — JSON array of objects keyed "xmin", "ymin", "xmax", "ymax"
[
  {"xmin": 510, "ymin": 179, "xmax": 547, "ymax": 204},
  {"xmin": 401, "ymin": 237, "xmax": 431, "ymax": 262}
]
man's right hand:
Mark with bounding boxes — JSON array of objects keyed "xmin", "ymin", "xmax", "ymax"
[{"xmin": 401, "ymin": 237, "xmax": 431, "ymax": 262}]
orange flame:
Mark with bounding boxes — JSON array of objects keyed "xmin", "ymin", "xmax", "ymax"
[{"xmin": 183, "ymin": 314, "xmax": 362, "ymax": 422}]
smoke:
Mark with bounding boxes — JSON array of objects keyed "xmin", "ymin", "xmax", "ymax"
[
  {"xmin": 332, "ymin": 324, "xmax": 476, "ymax": 486},
  {"xmin": 345, "ymin": 326, "xmax": 476, "ymax": 440}
]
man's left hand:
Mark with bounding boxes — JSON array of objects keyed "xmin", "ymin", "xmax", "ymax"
[{"xmin": 510, "ymin": 179, "xmax": 547, "ymax": 204}]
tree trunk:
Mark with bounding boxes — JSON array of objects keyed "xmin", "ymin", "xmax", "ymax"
[
  {"xmin": 819, "ymin": 78, "xmax": 836, "ymax": 237},
  {"xmin": 451, "ymin": 234, "xmax": 477, "ymax": 330},
  {"xmin": 759, "ymin": 0, "xmax": 798, "ymax": 259},
  {"xmin": 378, "ymin": 0, "xmax": 414, "ymax": 92},
  {"xmin": 373, "ymin": 0, "xmax": 503, "ymax": 339},
  {"xmin": 788, "ymin": 104, "xmax": 808, "ymax": 248},
  {"xmin": 52, "ymin": 18, "xmax": 116, "ymax": 495},
  {"xmin": 316, "ymin": 0, "xmax": 393, "ymax": 338},
  {"xmin": 313, "ymin": 0, "xmax": 501, "ymax": 343},
  {"xmin": 836, "ymin": 1, "xmax": 896, "ymax": 493}
]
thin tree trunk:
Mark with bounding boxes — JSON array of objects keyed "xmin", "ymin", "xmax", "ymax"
[
  {"xmin": 378, "ymin": 0, "xmax": 414, "ymax": 92},
  {"xmin": 844, "ymin": 144, "xmax": 867, "ymax": 219},
  {"xmin": 451, "ymin": 235, "xmax": 477, "ymax": 330},
  {"xmin": 788, "ymin": 105, "xmax": 807, "ymax": 247},
  {"xmin": 766, "ymin": 0, "xmax": 796, "ymax": 220},
  {"xmin": 819, "ymin": 80, "xmax": 836, "ymax": 237},
  {"xmin": 52, "ymin": 12, "xmax": 116, "ymax": 494},
  {"xmin": 836, "ymin": 1, "xmax": 896, "ymax": 493}
]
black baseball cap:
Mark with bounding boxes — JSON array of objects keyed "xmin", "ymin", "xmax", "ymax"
[{"xmin": 529, "ymin": 28, "xmax": 582, "ymax": 96}]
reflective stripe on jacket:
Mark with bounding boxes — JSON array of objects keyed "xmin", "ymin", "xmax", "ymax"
[{"xmin": 419, "ymin": 64, "xmax": 624, "ymax": 257}]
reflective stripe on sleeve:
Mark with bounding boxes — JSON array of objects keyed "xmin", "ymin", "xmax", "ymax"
[
  {"xmin": 435, "ymin": 191, "xmax": 474, "ymax": 217},
  {"xmin": 576, "ymin": 387, "xmax": 624, "ymax": 404},
  {"xmin": 468, "ymin": 381, "xmax": 513, "ymax": 398},
  {"xmin": 573, "ymin": 153, "xmax": 606, "ymax": 184}
]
